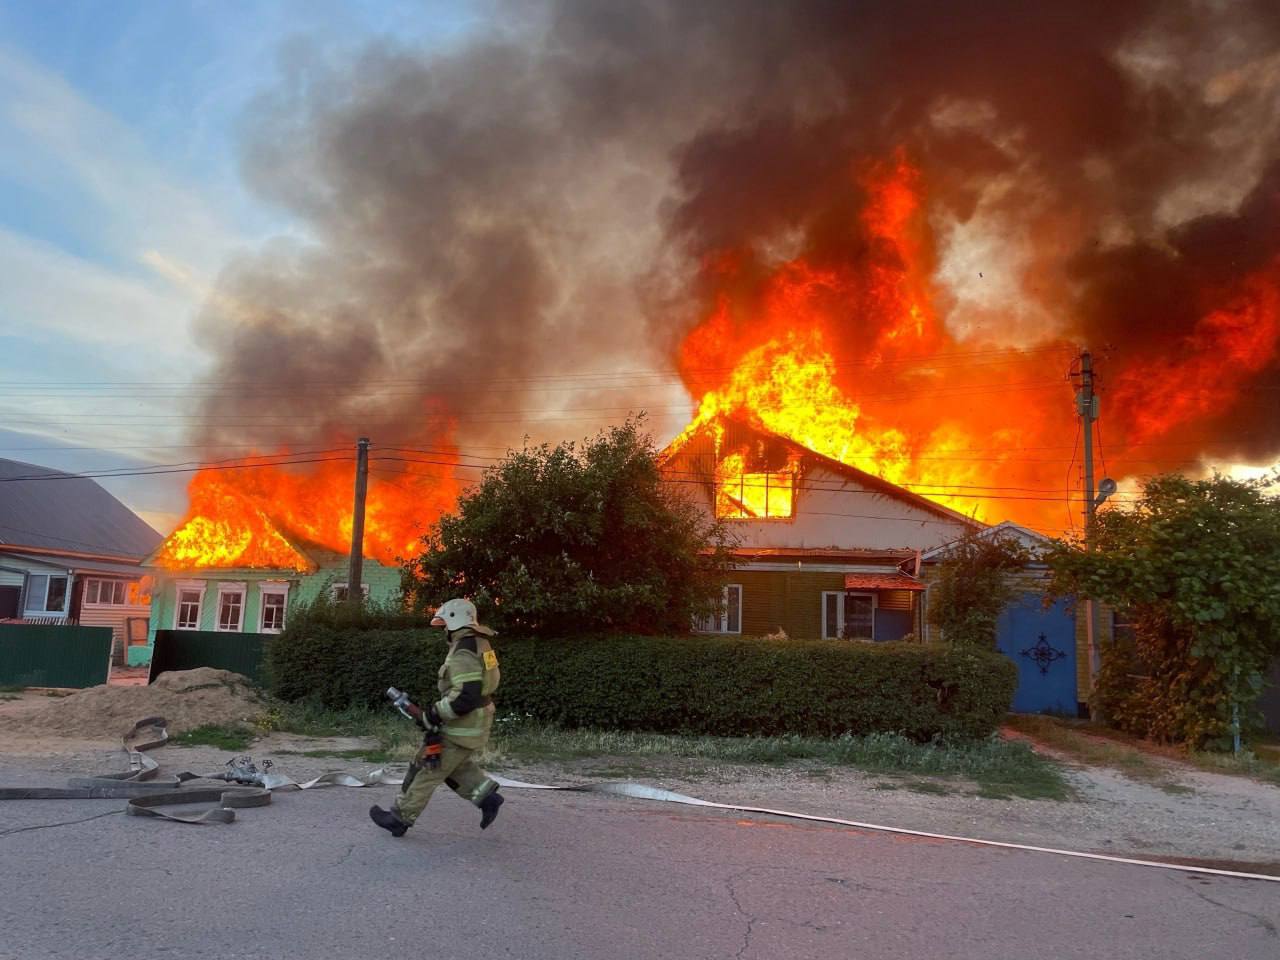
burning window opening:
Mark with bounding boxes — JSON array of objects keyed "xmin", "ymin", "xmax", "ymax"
[{"xmin": 715, "ymin": 450, "xmax": 799, "ymax": 520}]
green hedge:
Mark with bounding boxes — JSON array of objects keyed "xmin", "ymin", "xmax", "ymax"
[{"xmin": 266, "ymin": 630, "xmax": 1017, "ymax": 740}]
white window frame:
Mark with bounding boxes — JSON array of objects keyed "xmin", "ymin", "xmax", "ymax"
[
  {"xmin": 258, "ymin": 581, "xmax": 291, "ymax": 634},
  {"xmin": 84, "ymin": 578, "xmax": 129, "ymax": 606},
  {"xmin": 330, "ymin": 583, "xmax": 370, "ymax": 603},
  {"xmin": 24, "ymin": 572, "xmax": 70, "ymax": 616},
  {"xmin": 693, "ymin": 584, "xmax": 743, "ymax": 634},
  {"xmin": 173, "ymin": 580, "xmax": 206, "ymax": 630},
  {"xmin": 822, "ymin": 590, "xmax": 877, "ymax": 640},
  {"xmin": 215, "ymin": 582, "xmax": 247, "ymax": 633}
]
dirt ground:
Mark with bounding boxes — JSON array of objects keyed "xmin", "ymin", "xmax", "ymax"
[{"xmin": 2, "ymin": 698, "xmax": 1278, "ymax": 870}]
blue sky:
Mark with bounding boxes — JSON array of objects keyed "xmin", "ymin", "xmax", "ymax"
[{"xmin": 0, "ymin": 1, "xmax": 477, "ymax": 529}]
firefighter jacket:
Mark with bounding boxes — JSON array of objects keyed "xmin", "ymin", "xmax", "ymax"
[{"xmin": 433, "ymin": 626, "xmax": 500, "ymax": 748}]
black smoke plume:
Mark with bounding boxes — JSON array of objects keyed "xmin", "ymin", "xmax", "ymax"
[{"xmin": 193, "ymin": 0, "xmax": 1280, "ymax": 469}]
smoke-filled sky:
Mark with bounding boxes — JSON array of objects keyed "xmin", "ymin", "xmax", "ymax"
[{"xmin": 3, "ymin": 0, "xmax": 1279, "ymax": 531}]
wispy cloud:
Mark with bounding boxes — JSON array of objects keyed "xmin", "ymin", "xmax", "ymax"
[{"xmin": 0, "ymin": 44, "xmax": 253, "ymax": 452}]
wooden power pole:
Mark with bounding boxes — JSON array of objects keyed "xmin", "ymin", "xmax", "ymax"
[
  {"xmin": 1078, "ymin": 351, "xmax": 1100, "ymax": 685},
  {"xmin": 347, "ymin": 437, "xmax": 370, "ymax": 608}
]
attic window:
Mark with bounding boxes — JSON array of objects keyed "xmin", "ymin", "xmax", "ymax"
[{"xmin": 716, "ymin": 470, "xmax": 796, "ymax": 519}]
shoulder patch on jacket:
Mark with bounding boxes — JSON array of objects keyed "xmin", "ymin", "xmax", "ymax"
[{"xmin": 483, "ymin": 649, "xmax": 498, "ymax": 670}]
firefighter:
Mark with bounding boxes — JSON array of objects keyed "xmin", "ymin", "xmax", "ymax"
[{"xmin": 369, "ymin": 598, "xmax": 504, "ymax": 837}]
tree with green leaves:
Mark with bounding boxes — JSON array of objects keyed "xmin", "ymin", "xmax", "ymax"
[
  {"xmin": 1048, "ymin": 473, "xmax": 1280, "ymax": 749},
  {"xmin": 927, "ymin": 530, "xmax": 1030, "ymax": 647},
  {"xmin": 402, "ymin": 419, "xmax": 735, "ymax": 636}
]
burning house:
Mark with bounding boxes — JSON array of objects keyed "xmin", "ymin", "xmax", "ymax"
[
  {"xmin": 664, "ymin": 420, "xmax": 1086, "ymax": 715},
  {"xmin": 138, "ymin": 468, "xmax": 410, "ymax": 664},
  {"xmin": 664, "ymin": 416, "xmax": 975, "ymax": 642}
]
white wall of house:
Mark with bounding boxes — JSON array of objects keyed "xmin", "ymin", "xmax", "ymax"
[{"xmin": 685, "ymin": 463, "xmax": 972, "ymax": 552}]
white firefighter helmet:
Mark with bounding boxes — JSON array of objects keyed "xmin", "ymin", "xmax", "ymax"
[{"xmin": 430, "ymin": 598, "xmax": 495, "ymax": 636}]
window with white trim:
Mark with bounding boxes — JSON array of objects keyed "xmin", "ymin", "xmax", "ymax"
[
  {"xmin": 693, "ymin": 584, "xmax": 742, "ymax": 634},
  {"xmin": 174, "ymin": 582, "xmax": 205, "ymax": 630},
  {"xmin": 85, "ymin": 579, "xmax": 129, "ymax": 605},
  {"xmin": 216, "ymin": 583, "xmax": 246, "ymax": 632},
  {"xmin": 821, "ymin": 591, "xmax": 876, "ymax": 640},
  {"xmin": 259, "ymin": 583, "xmax": 290, "ymax": 633},
  {"xmin": 330, "ymin": 583, "xmax": 370, "ymax": 603},
  {"xmin": 24, "ymin": 573, "xmax": 69, "ymax": 615}
]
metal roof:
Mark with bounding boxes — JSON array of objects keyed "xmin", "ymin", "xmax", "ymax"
[
  {"xmin": 0, "ymin": 459, "xmax": 163, "ymax": 560},
  {"xmin": 844, "ymin": 572, "xmax": 926, "ymax": 592}
]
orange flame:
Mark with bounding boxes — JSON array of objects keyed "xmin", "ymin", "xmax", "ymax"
[
  {"xmin": 673, "ymin": 151, "xmax": 1280, "ymax": 533},
  {"xmin": 671, "ymin": 152, "xmax": 1081, "ymax": 529},
  {"xmin": 1111, "ymin": 264, "xmax": 1280, "ymax": 443},
  {"xmin": 155, "ymin": 448, "xmax": 461, "ymax": 571}
]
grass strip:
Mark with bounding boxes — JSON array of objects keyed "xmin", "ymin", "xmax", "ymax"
[
  {"xmin": 253, "ymin": 703, "xmax": 1072, "ymax": 800},
  {"xmin": 484, "ymin": 721, "xmax": 1072, "ymax": 801},
  {"xmin": 172, "ymin": 724, "xmax": 255, "ymax": 751}
]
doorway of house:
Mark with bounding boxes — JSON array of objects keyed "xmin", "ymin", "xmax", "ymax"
[{"xmin": 0, "ymin": 586, "xmax": 19, "ymax": 619}]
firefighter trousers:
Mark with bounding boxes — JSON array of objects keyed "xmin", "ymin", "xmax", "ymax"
[{"xmin": 393, "ymin": 738, "xmax": 497, "ymax": 825}]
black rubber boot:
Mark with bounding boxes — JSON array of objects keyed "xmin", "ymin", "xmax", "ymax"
[
  {"xmin": 479, "ymin": 790, "xmax": 504, "ymax": 830},
  {"xmin": 369, "ymin": 805, "xmax": 410, "ymax": 837}
]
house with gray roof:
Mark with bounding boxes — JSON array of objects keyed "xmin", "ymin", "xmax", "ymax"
[{"xmin": 0, "ymin": 458, "xmax": 162, "ymax": 660}]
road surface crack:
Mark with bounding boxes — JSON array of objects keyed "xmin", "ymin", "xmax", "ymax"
[
  {"xmin": 724, "ymin": 871, "xmax": 759, "ymax": 959},
  {"xmin": 1190, "ymin": 888, "xmax": 1277, "ymax": 938},
  {"xmin": 333, "ymin": 842, "xmax": 356, "ymax": 867}
]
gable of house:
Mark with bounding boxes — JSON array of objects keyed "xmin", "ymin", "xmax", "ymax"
[{"xmin": 663, "ymin": 416, "xmax": 979, "ymax": 553}]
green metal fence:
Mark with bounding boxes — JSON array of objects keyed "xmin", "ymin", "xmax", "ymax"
[
  {"xmin": 148, "ymin": 630, "xmax": 268, "ymax": 685},
  {"xmin": 0, "ymin": 624, "xmax": 112, "ymax": 688}
]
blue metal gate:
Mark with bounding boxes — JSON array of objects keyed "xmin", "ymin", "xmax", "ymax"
[{"xmin": 996, "ymin": 593, "xmax": 1077, "ymax": 715}]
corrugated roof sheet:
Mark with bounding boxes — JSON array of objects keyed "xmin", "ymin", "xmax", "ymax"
[
  {"xmin": 844, "ymin": 572, "xmax": 925, "ymax": 591},
  {"xmin": 0, "ymin": 459, "xmax": 162, "ymax": 560}
]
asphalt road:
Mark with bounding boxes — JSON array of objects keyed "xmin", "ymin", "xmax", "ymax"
[{"xmin": 1, "ymin": 778, "xmax": 1276, "ymax": 960}]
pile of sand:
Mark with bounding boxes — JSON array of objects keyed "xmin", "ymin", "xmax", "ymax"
[{"xmin": 8, "ymin": 668, "xmax": 268, "ymax": 739}]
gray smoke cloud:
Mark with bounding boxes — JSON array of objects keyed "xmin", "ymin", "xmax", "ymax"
[{"xmin": 192, "ymin": 0, "xmax": 1280, "ymax": 467}]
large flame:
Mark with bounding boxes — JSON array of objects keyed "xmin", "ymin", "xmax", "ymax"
[
  {"xmin": 671, "ymin": 151, "xmax": 1280, "ymax": 533},
  {"xmin": 672, "ymin": 153, "xmax": 1029, "ymax": 524},
  {"xmin": 155, "ymin": 450, "xmax": 461, "ymax": 571}
]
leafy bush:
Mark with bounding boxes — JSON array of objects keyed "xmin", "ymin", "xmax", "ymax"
[
  {"xmin": 401, "ymin": 419, "xmax": 735, "ymax": 636},
  {"xmin": 1049, "ymin": 473, "xmax": 1280, "ymax": 747},
  {"xmin": 928, "ymin": 530, "xmax": 1030, "ymax": 647},
  {"xmin": 267, "ymin": 625, "xmax": 1017, "ymax": 740}
]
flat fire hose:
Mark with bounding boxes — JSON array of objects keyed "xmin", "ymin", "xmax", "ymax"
[{"xmin": 2, "ymin": 719, "xmax": 1278, "ymax": 883}]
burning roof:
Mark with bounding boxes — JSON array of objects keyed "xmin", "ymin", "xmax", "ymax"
[{"xmin": 150, "ymin": 457, "xmax": 456, "ymax": 572}]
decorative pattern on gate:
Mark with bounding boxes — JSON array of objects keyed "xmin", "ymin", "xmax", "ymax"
[{"xmin": 1020, "ymin": 632, "xmax": 1066, "ymax": 675}]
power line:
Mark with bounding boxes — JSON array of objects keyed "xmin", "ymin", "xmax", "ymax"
[{"xmin": 0, "ymin": 455, "xmax": 354, "ymax": 483}]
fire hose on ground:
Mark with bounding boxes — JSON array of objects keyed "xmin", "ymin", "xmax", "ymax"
[{"xmin": 0, "ymin": 715, "xmax": 1277, "ymax": 884}]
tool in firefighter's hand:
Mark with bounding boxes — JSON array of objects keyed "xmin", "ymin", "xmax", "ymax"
[
  {"xmin": 385, "ymin": 686, "xmax": 429, "ymax": 728},
  {"xmin": 418, "ymin": 730, "xmax": 444, "ymax": 770}
]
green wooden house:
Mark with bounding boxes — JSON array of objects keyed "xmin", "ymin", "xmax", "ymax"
[{"xmin": 139, "ymin": 530, "xmax": 401, "ymax": 667}]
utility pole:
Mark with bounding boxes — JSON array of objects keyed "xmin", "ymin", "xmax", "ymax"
[
  {"xmin": 347, "ymin": 437, "xmax": 370, "ymax": 609},
  {"xmin": 1074, "ymin": 351, "xmax": 1117, "ymax": 703},
  {"xmin": 1077, "ymin": 351, "xmax": 1101, "ymax": 688}
]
